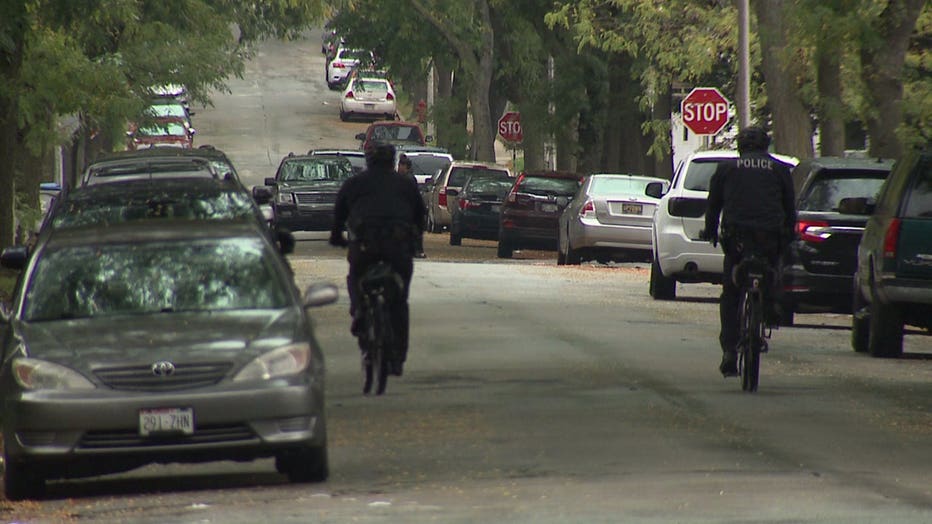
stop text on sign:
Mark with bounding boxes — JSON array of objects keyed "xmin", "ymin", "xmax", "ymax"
[
  {"xmin": 681, "ymin": 87, "xmax": 731, "ymax": 136},
  {"xmin": 498, "ymin": 111, "xmax": 522, "ymax": 142}
]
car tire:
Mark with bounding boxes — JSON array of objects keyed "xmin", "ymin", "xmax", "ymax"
[
  {"xmin": 497, "ymin": 239, "xmax": 513, "ymax": 259},
  {"xmin": 277, "ymin": 445, "xmax": 329, "ymax": 483},
  {"xmin": 3, "ymin": 456, "xmax": 45, "ymax": 501},
  {"xmin": 868, "ymin": 298, "xmax": 904, "ymax": 358},
  {"xmin": 449, "ymin": 231, "xmax": 462, "ymax": 246},
  {"xmin": 851, "ymin": 285, "xmax": 870, "ymax": 353},
  {"xmin": 339, "ymin": 110, "xmax": 348, "ymax": 122},
  {"xmin": 649, "ymin": 257, "xmax": 676, "ymax": 300},
  {"xmin": 565, "ymin": 242, "xmax": 581, "ymax": 265}
]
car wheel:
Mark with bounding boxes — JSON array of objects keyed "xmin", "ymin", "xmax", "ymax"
[
  {"xmin": 851, "ymin": 285, "xmax": 870, "ymax": 353},
  {"xmin": 497, "ymin": 239, "xmax": 513, "ymax": 259},
  {"xmin": 449, "ymin": 231, "xmax": 462, "ymax": 246},
  {"xmin": 868, "ymin": 297, "xmax": 904, "ymax": 358},
  {"xmin": 339, "ymin": 110, "xmax": 348, "ymax": 122},
  {"xmin": 565, "ymin": 241, "xmax": 581, "ymax": 265},
  {"xmin": 3, "ymin": 455, "xmax": 45, "ymax": 501},
  {"xmin": 649, "ymin": 257, "xmax": 676, "ymax": 300},
  {"xmin": 276, "ymin": 445, "xmax": 329, "ymax": 483}
]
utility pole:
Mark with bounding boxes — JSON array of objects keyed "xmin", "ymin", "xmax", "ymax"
[{"xmin": 737, "ymin": 0, "xmax": 751, "ymax": 129}]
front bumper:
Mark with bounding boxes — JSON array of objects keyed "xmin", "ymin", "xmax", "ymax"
[
  {"xmin": 274, "ymin": 203, "xmax": 336, "ymax": 231},
  {"xmin": 573, "ymin": 220, "xmax": 652, "ymax": 252},
  {"xmin": 782, "ymin": 266, "xmax": 854, "ymax": 312}
]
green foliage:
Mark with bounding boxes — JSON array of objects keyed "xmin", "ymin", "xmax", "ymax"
[{"xmin": 900, "ymin": 3, "xmax": 931, "ymax": 149}]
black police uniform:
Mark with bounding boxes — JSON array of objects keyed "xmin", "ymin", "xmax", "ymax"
[
  {"xmin": 705, "ymin": 151, "xmax": 796, "ymax": 360},
  {"xmin": 330, "ymin": 163, "xmax": 426, "ymax": 365}
]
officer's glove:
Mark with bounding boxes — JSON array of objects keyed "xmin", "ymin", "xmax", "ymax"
[
  {"xmin": 698, "ymin": 228, "xmax": 718, "ymax": 248},
  {"xmin": 328, "ymin": 231, "xmax": 348, "ymax": 248}
]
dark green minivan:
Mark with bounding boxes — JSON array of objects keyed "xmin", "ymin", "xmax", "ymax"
[{"xmin": 852, "ymin": 147, "xmax": 932, "ymax": 357}]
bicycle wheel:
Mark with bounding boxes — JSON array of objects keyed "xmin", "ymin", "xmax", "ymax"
[
  {"xmin": 372, "ymin": 298, "xmax": 391, "ymax": 396},
  {"xmin": 744, "ymin": 292, "xmax": 762, "ymax": 392},
  {"xmin": 360, "ymin": 308, "xmax": 375, "ymax": 395}
]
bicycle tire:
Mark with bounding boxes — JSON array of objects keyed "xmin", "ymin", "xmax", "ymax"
[
  {"xmin": 361, "ymin": 307, "xmax": 375, "ymax": 395},
  {"xmin": 743, "ymin": 291, "xmax": 762, "ymax": 392},
  {"xmin": 373, "ymin": 297, "xmax": 390, "ymax": 396}
]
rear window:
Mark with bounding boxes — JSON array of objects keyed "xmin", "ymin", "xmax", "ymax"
[
  {"xmin": 683, "ymin": 159, "xmax": 729, "ymax": 191},
  {"xmin": 798, "ymin": 170, "xmax": 889, "ymax": 212},
  {"xmin": 589, "ymin": 177, "xmax": 654, "ymax": 195},
  {"xmin": 464, "ymin": 175, "xmax": 513, "ymax": 199},
  {"xmin": 517, "ymin": 176, "xmax": 580, "ymax": 196},
  {"xmin": 354, "ymin": 80, "xmax": 389, "ymax": 93},
  {"xmin": 370, "ymin": 125, "xmax": 423, "ymax": 143},
  {"xmin": 903, "ymin": 161, "xmax": 932, "ymax": 218},
  {"xmin": 449, "ymin": 167, "xmax": 507, "ymax": 187},
  {"xmin": 409, "ymin": 156, "xmax": 451, "ymax": 178}
]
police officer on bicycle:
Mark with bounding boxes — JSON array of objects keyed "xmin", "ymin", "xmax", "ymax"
[
  {"xmin": 700, "ymin": 126, "xmax": 796, "ymax": 377},
  {"xmin": 329, "ymin": 142, "xmax": 427, "ymax": 376}
]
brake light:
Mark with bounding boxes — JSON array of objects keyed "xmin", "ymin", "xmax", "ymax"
[
  {"xmin": 579, "ymin": 200, "xmax": 595, "ymax": 218},
  {"xmin": 507, "ymin": 176, "xmax": 523, "ymax": 203},
  {"xmin": 459, "ymin": 199, "xmax": 480, "ymax": 210},
  {"xmin": 797, "ymin": 220, "xmax": 831, "ymax": 243},
  {"xmin": 386, "ymin": 93, "xmax": 394, "ymax": 100},
  {"xmin": 883, "ymin": 218, "xmax": 901, "ymax": 259},
  {"xmin": 333, "ymin": 62, "xmax": 345, "ymax": 68},
  {"xmin": 345, "ymin": 91, "xmax": 354, "ymax": 99},
  {"xmin": 438, "ymin": 188, "xmax": 447, "ymax": 208}
]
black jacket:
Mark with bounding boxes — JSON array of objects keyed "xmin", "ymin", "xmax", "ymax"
[
  {"xmin": 331, "ymin": 166, "xmax": 426, "ymax": 241},
  {"xmin": 705, "ymin": 152, "xmax": 796, "ymax": 235}
]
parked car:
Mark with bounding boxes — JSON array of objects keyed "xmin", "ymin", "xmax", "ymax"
[
  {"xmin": 326, "ymin": 48, "xmax": 373, "ymax": 89},
  {"xmin": 648, "ymin": 150, "xmax": 799, "ymax": 300},
  {"xmin": 558, "ymin": 173, "xmax": 669, "ymax": 265},
  {"xmin": 425, "ymin": 161, "xmax": 511, "ymax": 233},
  {"xmin": 340, "ymin": 77, "xmax": 397, "ymax": 122},
  {"xmin": 308, "ymin": 149, "xmax": 367, "ymax": 175},
  {"xmin": 266, "ymin": 153, "xmax": 354, "ymax": 232},
  {"xmin": 355, "ymin": 121, "xmax": 430, "ymax": 152},
  {"xmin": 395, "ymin": 145, "xmax": 453, "ymax": 189},
  {"xmin": 851, "ymin": 147, "xmax": 932, "ymax": 358},
  {"xmin": 0, "ymin": 220, "xmax": 337, "ymax": 500},
  {"xmin": 779, "ymin": 157, "xmax": 895, "ymax": 325},
  {"xmin": 127, "ymin": 121, "xmax": 195, "ymax": 150},
  {"xmin": 449, "ymin": 170, "xmax": 515, "ymax": 245},
  {"xmin": 497, "ymin": 171, "xmax": 586, "ymax": 258}
]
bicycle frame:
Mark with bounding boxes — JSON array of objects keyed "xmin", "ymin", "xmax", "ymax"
[
  {"xmin": 357, "ymin": 260, "xmax": 403, "ymax": 395},
  {"xmin": 733, "ymin": 254, "xmax": 771, "ymax": 392}
]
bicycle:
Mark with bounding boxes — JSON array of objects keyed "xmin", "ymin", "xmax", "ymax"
[
  {"xmin": 356, "ymin": 260, "xmax": 405, "ymax": 395},
  {"xmin": 731, "ymin": 251, "xmax": 775, "ymax": 392}
]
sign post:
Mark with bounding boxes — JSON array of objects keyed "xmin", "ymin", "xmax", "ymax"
[{"xmin": 681, "ymin": 88, "xmax": 731, "ymax": 136}]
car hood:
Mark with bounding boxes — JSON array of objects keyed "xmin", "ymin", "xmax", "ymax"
[
  {"xmin": 13, "ymin": 309, "xmax": 306, "ymax": 367},
  {"xmin": 279, "ymin": 181, "xmax": 343, "ymax": 192}
]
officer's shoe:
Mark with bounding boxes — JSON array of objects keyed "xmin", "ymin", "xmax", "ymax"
[
  {"xmin": 719, "ymin": 351, "xmax": 738, "ymax": 377},
  {"xmin": 390, "ymin": 360, "xmax": 404, "ymax": 377},
  {"xmin": 351, "ymin": 315, "xmax": 363, "ymax": 337}
]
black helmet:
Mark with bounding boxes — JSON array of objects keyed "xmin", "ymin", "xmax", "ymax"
[
  {"xmin": 736, "ymin": 126, "xmax": 771, "ymax": 153},
  {"xmin": 365, "ymin": 142, "xmax": 396, "ymax": 168}
]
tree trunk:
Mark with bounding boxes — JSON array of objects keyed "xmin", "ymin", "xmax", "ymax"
[
  {"xmin": 753, "ymin": 0, "xmax": 814, "ymax": 159},
  {"xmin": 0, "ymin": 109, "xmax": 16, "ymax": 249},
  {"xmin": 467, "ymin": 0, "xmax": 495, "ymax": 162},
  {"xmin": 860, "ymin": 0, "xmax": 925, "ymax": 159},
  {"xmin": 816, "ymin": 50, "xmax": 845, "ymax": 156},
  {"xmin": 555, "ymin": 113, "xmax": 578, "ymax": 172}
]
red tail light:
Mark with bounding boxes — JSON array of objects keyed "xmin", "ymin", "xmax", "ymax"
[
  {"xmin": 345, "ymin": 91, "xmax": 354, "ymax": 99},
  {"xmin": 333, "ymin": 62, "xmax": 346, "ymax": 68},
  {"xmin": 438, "ymin": 188, "xmax": 447, "ymax": 208},
  {"xmin": 579, "ymin": 200, "xmax": 595, "ymax": 218},
  {"xmin": 506, "ymin": 176, "xmax": 523, "ymax": 203},
  {"xmin": 797, "ymin": 220, "xmax": 831, "ymax": 243},
  {"xmin": 883, "ymin": 218, "xmax": 901, "ymax": 259},
  {"xmin": 459, "ymin": 199, "xmax": 480, "ymax": 210},
  {"xmin": 386, "ymin": 93, "xmax": 394, "ymax": 100}
]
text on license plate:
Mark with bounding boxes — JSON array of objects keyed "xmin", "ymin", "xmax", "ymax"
[
  {"xmin": 491, "ymin": 205, "xmax": 501, "ymax": 212},
  {"xmin": 541, "ymin": 203, "xmax": 559, "ymax": 213},
  {"xmin": 622, "ymin": 203, "xmax": 643, "ymax": 215},
  {"xmin": 364, "ymin": 103, "xmax": 375, "ymax": 109},
  {"xmin": 139, "ymin": 407, "xmax": 194, "ymax": 436}
]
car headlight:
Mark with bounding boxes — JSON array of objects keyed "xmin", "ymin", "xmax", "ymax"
[
  {"xmin": 12, "ymin": 358, "xmax": 96, "ymax": 390},
  {"xmin": 277, "ymin": 191, "xmax": 294, "ymax": 204},
  {"xmin": 233, "ymin": 343, "xmax": 312, "ymax": 382}
]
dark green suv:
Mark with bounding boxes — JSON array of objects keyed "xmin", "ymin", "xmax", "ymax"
[{"xmin": 852, "ymin": 147, "xmax": 932, "ymax": 357}]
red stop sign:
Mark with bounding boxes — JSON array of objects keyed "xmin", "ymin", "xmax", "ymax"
[
  {"xmin": 681, "ymin": 88, "xmax": 731, "ymax": 136},
  {"xmin": 498, "ymin": 111, "xmax": 522, "ymax": 142}
]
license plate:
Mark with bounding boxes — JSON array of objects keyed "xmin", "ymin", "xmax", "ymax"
[
  {"xmin": 491, "ymin": 205, "xmax": 501, "ymax": 212},
  {"xmin": 622, "ymin": 203, "xmax": 643, "ymax": 215},
  {"xmin": 541, "ymin": 203, "xmax": 558, "ymax": 213},
  {"xmin": 364, "ymin": 103, "xmax": 375, "ymax": 109},
  {"xmin": 139, "ymin": 407, "xmax": 194, "ymax": 436}
]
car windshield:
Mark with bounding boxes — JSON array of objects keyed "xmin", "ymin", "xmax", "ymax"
[
  {"xmin": 146, "ymin": 104, "xmax": 187, "ymax": 118},
  {"xmin": 87, "ymin": 162, "xmax": 213, "ymax": 182},
  {"xmin": 409, "ymin": 156, "xmax": 451, "ymax": 177},
  {"xmin": 450, "ymin": 168, "xmax": 506, "ymax": 187},
  {"xmin": 137, "ymin": 122, "xmax": 188, "ymax": 137},
  {"xmin": 590, "ymin": 177, "xmax": 654, "ymax": 196},
  {"xmin": 339, "ymin": 49, "xmax": 370, "ymax": 62},
  {"xmin": 23, "ymin": 238, "xmax": 289, "ymax": 321},
  {"xmin": 279, "ymin": 159, "xmax": 352, "ymax": 183},
  {"xmin": 370, "ymin": 125, "xmax": 423, "ymax": 143},
  {"xmin": 903, "ymin": 162, "xmax": 932, "ymax": 218},
  {"xmin": 354, "ymin": 80, "xmax": 389, "ymax": 93},
  {"xmin": 798, "ymin": 170, "xmax": 889, "ymax": 212},
  {"xmin": 50, "ymin": 186, "xmax": 258, "ymax": 229},
  {"xmin": 517, "ymin": 176, "xmax": 580, "ymax": 196},
  {"xmin": 683, "ymin": 159, "xmax": 731, "ymax": 191},
  {"xmin": 465, "ymin": 176, "xmax": 514, "ymax": 199}
]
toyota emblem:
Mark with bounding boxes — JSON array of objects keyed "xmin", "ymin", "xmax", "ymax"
[{"xmin": 151, "ymin": 361, "xmax": 176, "ymax": 377}]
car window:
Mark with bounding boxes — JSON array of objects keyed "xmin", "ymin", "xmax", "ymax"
[
  {"xmin": 137, "ymin": 122, "xmax": 188, "ymax": 137},
  {"xmin": 465, "ymin": 176, "xmax": 513, "ymax": 198},
  {"xmin": 339, "ymin": 49, "xmax": 370, "ymax": 61},
  {"xmin": 798, "ymin": 170, "xmax": 889, "ymax": 212},
  {"xmin": 683, "ymin": 159, "xmax": 728, "ymax": 191},
  {"xmin": 589, "ymin": 177, "xmax": 654, "ymax": 195},
  {"xmin": 517, "ymin": 176, "xmax": 580, "ymax": 196},
  {"xmin": 279, "ymin": 160, "xmax": 352, "ymax": 182},
  {"xmin": 355, "ymin": 80, "xmax": 389, "ymax": 93},
  {"xmin": 903, "ymin": 160, "xmax": 932, "ymax": 218},
  {"xmin": 372, "ymin": 125, "xmax": 422, "ymax": 143},
  {"xmin": 87, "ymin": 162, "xmax": 213, "ymax": 182},
  {"xmin": 409, "ymin": 156, "xmax": 451, "ymax": 177},
  {"xmin": 23, "ymin": 238, "xmax": 289, "ymax": 321},
  {"xmin": 450, "ymin": 168, "xmax": 506, "ymax": 187},
  {"xmin": 146, "ymin": 105, "xmax": 187, "ymax": 118}
]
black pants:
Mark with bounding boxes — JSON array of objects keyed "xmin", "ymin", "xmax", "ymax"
[
  {"xmin": 347, "ymin": 242, "xmax": 414, "ymax": 362},
  {"xmin": 719, "ymin": 229, "xmax": 783, "ymax": 354}
]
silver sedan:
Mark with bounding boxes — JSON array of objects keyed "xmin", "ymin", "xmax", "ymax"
[{"xmin": 558, "ymin": 173, "xmax": 669, "ymax": 264}]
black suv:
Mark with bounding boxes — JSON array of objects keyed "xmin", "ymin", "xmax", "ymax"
[
  {"xmin": 497, "ymin": 171, "xmax": 585, "ymax": 258},
  {"xmin": 851, "ymin": 147, "xmax": 932, "ymax": 357},
  {"xmin": 780, "ymin": 157, "xmax": 894, "ymax": 325},
  {"xmin": 265, "ymin": 153, "xmax": 354, "ymax": 232}
]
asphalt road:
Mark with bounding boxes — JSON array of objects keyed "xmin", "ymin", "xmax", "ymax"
[{"xmin": 5, "ymin": 31, "xmax": 931, "ymax": 524}]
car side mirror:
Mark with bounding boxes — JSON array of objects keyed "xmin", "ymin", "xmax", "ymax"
[
  {"xmin": 264, "ymin": 177, "xmax": 278, "ymax": 187},
  {"xmin": 838, "ymin": 197, "xmax": 874, "ymax": 215},
  {"xmin": 303, "ymin": 282, "xmax": 339, "ymax": 308},
  {"xmin": 252, "ymin": 185, "xmax": 274, "ymax": 205},
  {"xmin": 187, "ymin": 110, "xmax": 196, "ymax": 117},
  {"xmin": 0, "ymin": 246, "xmax": 28, "ymax": 271},
  {"xmin": 355, "ymin": 132, "xmax": 366, "ymax": 141},
  {"xmin": 446, "ymin": 188, "xmax": 459, "ymax": 197},
  {"xmin": 425, "ymin": 135, "xmax": 434, "ymax": 143},
  {"xmin": 189, "ymin": 128, "xmax": 197, "ymax": 136},
  {"xmin": 645, "ymin": 181, "xmax": 666, "ymax": 199}
]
